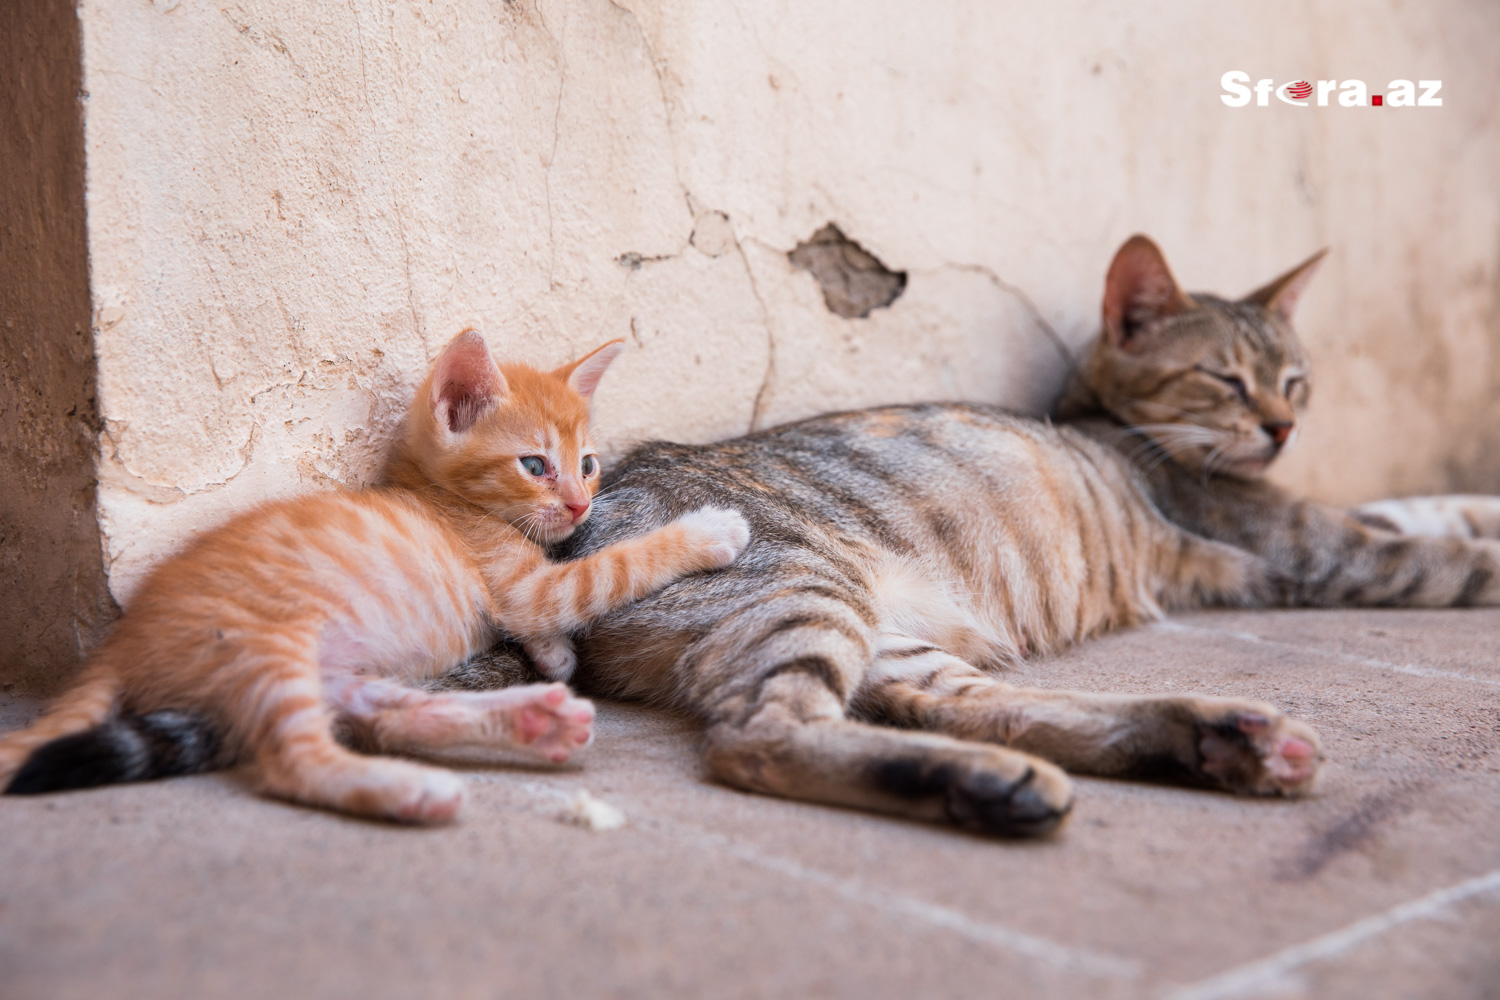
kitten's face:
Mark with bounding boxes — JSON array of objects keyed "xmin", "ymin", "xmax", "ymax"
[
  {"xmin": 1080, "ymin": 236, "xmax": 1324, "ymax": 479},
  {"xmin": 410, "ymin": 331, "xmax": 624, "ymax": 543}
]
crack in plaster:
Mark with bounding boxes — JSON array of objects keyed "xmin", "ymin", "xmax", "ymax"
[
  {"xmin": 934, "ymin": 262, "xmax": 1079, "ymax": 374},
  {"xmin": 535, "ymin": 3, "xmax": 567, "ymax": 290},
  {"xmin": 354, "ymin": 2, "xmax": 427, "ymax": 354},
  {"xmin": 579, "ymin": 4, "xmax": 774, "ymax": 431},
  {"xmin": 99, "ymin": 416, "xmax": 260, "ymax": 504},
  {"xmin": 733, "ymin": 237, "xmax": 778, "ymax": 433},
  {"xmin": 602, "ymin": 0, "xmax": 697, "ymax": 222},
  {"xmin": 219, "ymin": 5, "xmax": 311, "ymax": 79}
]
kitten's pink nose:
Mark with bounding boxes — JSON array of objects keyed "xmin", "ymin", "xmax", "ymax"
[
  {"xmin": 566, "ymin": 501, "xmax": 590, "ymax": 521},
  {"xmin": 1263, "ymin": 421, "xmax": 1294, "ymax": 446}
]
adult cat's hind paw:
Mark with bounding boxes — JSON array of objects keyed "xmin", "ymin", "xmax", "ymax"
[
  {"xmin": 523, "ymin": 635, "xmax": 577, "ymax": 682},
  {"xmin": 674, "ymin": 506, "xmax": 752, "ymax": 569},
  {"xmin": 869, "ymin": 747, "xmax": 1074, "ymax": 837},
  {"xmin": 1355, "ymin": 495, "xmax": 1500, "ymax": 540},
  {"xmin": 1196, "ymin": 706, "xmax": 1322, "ymax": 797}
]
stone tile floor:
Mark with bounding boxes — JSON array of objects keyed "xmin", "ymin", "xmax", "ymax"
[{"xmin": 2, "ymin": 607, "xmax": 1497, "ymax": 999}]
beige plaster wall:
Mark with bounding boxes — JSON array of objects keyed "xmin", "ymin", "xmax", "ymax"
[
  {"xmin": 82, "ymin": 0, "xmax": 1500, "ymax": 605},
  {"xmin": 1, "ymin": 0, "xmax": 118, "ymax": 692}
]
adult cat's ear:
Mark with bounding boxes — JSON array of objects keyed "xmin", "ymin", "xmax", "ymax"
[
  {"xmin": 1241, "ymin": 248, "xmax": 1328, "ymax": 324},
  {"xmin": 1102, "ymin": 235, "xmax": 1195, "ymax": 350},
  {"xmin": 433, "ymin": 328, "xmax": 507, "ymax": 435},
  {"xmin": 555, "ymin": 338, "xmax": 626, "ymax": 400}
]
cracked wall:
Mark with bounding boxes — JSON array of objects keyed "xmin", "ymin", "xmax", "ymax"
[{"xmin": 78, "ymin": 0, "xmax": 1500, "ymax": 619}]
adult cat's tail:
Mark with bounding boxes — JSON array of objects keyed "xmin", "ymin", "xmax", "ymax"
[{"xmin": 1, "ymin": 666, "xmax": 221, "ymax": 795}]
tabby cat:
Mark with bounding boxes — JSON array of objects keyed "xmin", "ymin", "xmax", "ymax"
[
  {"xmin": 0, "ymin": 330, "xmax": 749, "ymax": 822},
  {"xmin": 542, "ymin": 234, "xmax": 1500, "ymax": 837}
]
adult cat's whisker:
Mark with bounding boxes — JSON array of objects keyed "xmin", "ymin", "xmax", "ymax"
[
  {"xmin": 1199, "ymin": 445, "xmax": 1227, "ymax": 486},
  {"xmin": 1125, "ymin": 397, "xmax": 1219, "ymax": 428}
]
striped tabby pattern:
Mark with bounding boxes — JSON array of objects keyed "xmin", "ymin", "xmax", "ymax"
[
  {"xmin": 1354, "ymin": 495, "xmax": 1500, "ymax": 541},
  {"xmin": 552, "ymin": 235, "xmax": 1497, "ymax": 836},
  {"xmin": 1, "ymin": 331, "xmax": 748, "ymax": 822}
]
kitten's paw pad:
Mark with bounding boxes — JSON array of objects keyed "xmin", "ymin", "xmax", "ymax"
[
  {"xmin": 675, "ymin": 506, "xmax": 751, "ymax": 568},
  {"xmin": 524, "ymin": 635, "xmax": 577, "ymax": 682},
  {"xmin": 1197, "ymin": 707, "xmax": 1323, "ymax": 797},
  {"xmin": 389, "ymin": 767, "xmax": 467, "ymax": 825},
  {"xmin": 504, "ymin": 683, "xmax": 595, "ymax": 764}
]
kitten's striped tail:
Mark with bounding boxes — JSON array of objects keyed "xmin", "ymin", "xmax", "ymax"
[
  {"xmin": 1, "ymin": 666, "xmax": 221, "ymax": 795},
  {"xmin": 5, "ymin": 710, "xmax": 222, "ymax": 795}
]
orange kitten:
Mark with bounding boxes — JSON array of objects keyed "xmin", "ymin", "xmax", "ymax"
[{"xmin": 0, "ymin": 330, "xmax": 750, "ymax": 823}]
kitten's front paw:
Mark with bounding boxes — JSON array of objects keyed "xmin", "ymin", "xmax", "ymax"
[
  {"xmin": 675, "ymin": 506, "xmax": 751, "ymax": 569},
  {"xmin": 524, "ymin": 635, "xmax": 577, "ymax": 682},
  {"xmin": 1195, "ymin": 703, "xmax": 1322, "ymax": 797}
]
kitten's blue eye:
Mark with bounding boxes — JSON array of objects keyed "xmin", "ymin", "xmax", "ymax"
[
  {"xmin": 581, "ymin": 455, "xmax": 598, "ymax": 477},
  {"xmin": 520, "ymin": 456, "xmax": 546, "ymax": 477}
]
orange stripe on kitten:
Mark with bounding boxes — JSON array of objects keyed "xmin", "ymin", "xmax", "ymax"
[{"xmin": 1, "ymin": 330, "xmax": 750, "ymax": 822}]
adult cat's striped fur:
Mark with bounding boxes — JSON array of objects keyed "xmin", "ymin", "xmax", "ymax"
[
  {"xmin": 542, "ymin": 235, "xmax": 1499, "ymax": 836},
  {"xmin": 1, "ymin": 331, "xmax": 749, "ymax": 821}
]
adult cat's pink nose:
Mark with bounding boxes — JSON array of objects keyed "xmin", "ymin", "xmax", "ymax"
[{"xmin": 1263, "ymin": 421, "xmax": 1294, "ymax": 446}]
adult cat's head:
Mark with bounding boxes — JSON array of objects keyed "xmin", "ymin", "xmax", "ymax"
[
  {"xmin": 1061, "ymin": 235, "xmax": 1325, "ymax": 479},
  {"xmin": 389, "ymin": 329, "xmax": 624, "ymax": 542}
]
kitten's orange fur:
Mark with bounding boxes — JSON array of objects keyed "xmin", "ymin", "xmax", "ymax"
[{"xmin": 0, "ymin": 330, "xmax": 750, "ymax": 822}]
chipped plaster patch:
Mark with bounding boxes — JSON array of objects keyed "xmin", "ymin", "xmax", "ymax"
[{"xmin": 789, "ymin": 224, "xmax": 907, "ymax": 319}]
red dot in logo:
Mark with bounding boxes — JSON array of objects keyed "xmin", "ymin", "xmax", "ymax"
[{"xmin": 1287, "ymin": 81, "xmax": 1314, "ymax": 100}]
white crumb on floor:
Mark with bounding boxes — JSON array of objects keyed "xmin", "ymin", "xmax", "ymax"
[{"xmin": 558, "ymin": 790, "xmax": 627, "ymax": 831}]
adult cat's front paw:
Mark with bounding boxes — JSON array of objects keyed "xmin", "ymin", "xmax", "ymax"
[
  {"xmin": 1193, "ymin": 702, "xmax": 1322, "ymax": 796},
  {"xmin": 674, "ymin": 506, "xmax": 752, "ymax": 569}
]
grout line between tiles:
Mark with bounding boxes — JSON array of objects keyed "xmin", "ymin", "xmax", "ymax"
[
  {"xmin": 483, "ymin": 775, "xmax": 1144, "ymax": 983},
  {"xmin": 1160, "ymin": 866, "xmax": 1500, "ymax": 1000},
  {"xmin": 1153, "ymin": 620, "xmax": 1500, "ymax": 688}
]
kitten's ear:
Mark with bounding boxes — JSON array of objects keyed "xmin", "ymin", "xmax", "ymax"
[
  {"xmin": 555, "ymin": 338, "xmax": 626, "ymax": 400},
  {"xmin": 1241, "ymin": 248, "xmax": 1328, "ymax": 324},
  {"xmin": 1102, "ymin": 235, "xmax": 1195, "ymax": 350},
  {"xmin": 432, "ymin": 329, "xmax": 507, "ymax": 435}
]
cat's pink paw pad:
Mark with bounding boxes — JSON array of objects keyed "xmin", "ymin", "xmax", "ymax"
[
  {"xmin": 502, "ymin": 683, "xmax": 595, "ymax": 763},
  {"xmin": 1198, "ymin": 707, "xmax": 1323, "ymax": 797}
]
